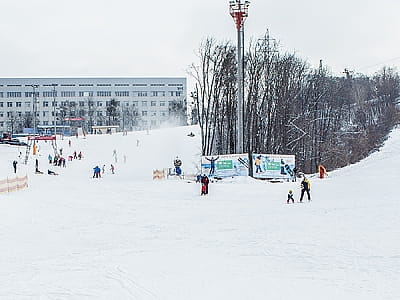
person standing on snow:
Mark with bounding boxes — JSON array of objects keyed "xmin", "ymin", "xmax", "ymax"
[
  {"xmin": 12, "ymin": 160, "xmax": 17, "ymax": 173},
  {"xmin": 174, "ymin": 156, "xmax": 182, "ymax": 176},
  {"xmin": 299, "ymin": 176, "xmax": 311, "ymax": 202},
  {"xmin": 201, "ymin": 174, "xmax": 210, "ymax": 195}
]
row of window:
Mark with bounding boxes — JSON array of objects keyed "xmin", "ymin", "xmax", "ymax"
[
  {"xmin": 0, "ymin": 91, "xmax": 183, "ymax": 98},
  {"xmin": 0, "ymin": 119, "xmax": 162, "ymax": 127},
  {"xmin": 0, "ymin": 83, "xmax": 183, "ymax": 87},
  {"xmin": 0, "ymin": 100, "xmax": 179, "ymax": 108},
  {"xmin": 0, "ymin": 110, "xmax": 169, "ymax": 118}
]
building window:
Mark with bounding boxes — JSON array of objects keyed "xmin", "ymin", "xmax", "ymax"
[
  {"xmin": 7, "ymin": 102, "xmax": 12, "ymax": 107},
  {"xmin": 97, "ymin": 91, "xmax": 111, "ymax": 97},
  {"xmin": 61, "ymin": 91, "xmax": 76, "ymax": 97},
  {"xmin": 43, "ymin": 121, "xmax": 48, "ymax": 125},
  {"xmin": 0, "ymin": 102, "xmax": 3, "ymax": 107},
  {"xmin": 97, "ymin": 83, "xmax": 111, "ymax": 86},
  {"xmin": 25, "ymin": 92, "xmax": 39, "ymax": 98},
  {"xmin": 0, "ymin": 112, "xmax": 3, "ymax": 117},
  {"xmin": 151, "ymin": 111, "xmax": 157, "ymax": 116},
  {"xmin": 0, "ymin": 92, "xmax": 3, "ymax": 98},
  {"xmin": 160, "ymin": 101, "xmax": 166, "ymax": 106},
  {"xmin": 161, "ymin": 111, "xmax": 167, "ymax": 117},
  {"xmin": 79, "ymin": 91, "xmax": 94, "ymax": 97},
  {"xmin": 79, "ymin": 101, "xmax": 85, "ymax": 107},
  {"xmin": 97, "ymin": 101, "xmax": 103, "ymax": 107},
  {"xmin": 43, "ymin": 101, "xmax": 49, "ymax": 107},
  {"xmin": 151, "ymin": 91, "xmax": 158, "ymax": 97},
  {"xmin": 132, "ymin": 83, "xmax": 147, "ymax": 86},
  {"xmin": 124, "ymin": 102, "xmax": 129, "ymax": 107},
  {"xmin": 115, "ymin": 91, "xmax": 129, "ymax": 97},
  {"xmin": 97, "ymin": 111, "xmax": 103, "ymax": 116},
  {"xmin": 78, "ymin": 84, "xmax": 93, "ymax": 87},
  {"xmin": 43, "ymin": 91, "xmax": 57, "ymax": 97},
  {"xmin": 142, "ymin": 111, "xmax": 147, "ymax": 116},
  {"xmin": 61, "ymin": 101, "xmax": 68, "ymax": 107},
  {"xmin": 25, "ymin": 102, "xmax": 30, "ymax": 107},
  {"xmin": 115, "ymin": 83, "xmax": 129, "ymax": 86},
  {"xmin": 7, "ymin": 112, "xmax": 13, "ymax": 117},
  {"xmin": 151, "ymin": 101, "xmax": 156, "ymax": 106},
  {"xmin": 138, "ymin": 91, "xmax": 147, "ymax": 97},
  {"xmin": 43, "ymin": 111, "xmax": 47, "ymax": 117},
  {"xmin": 7, "ymin": 92, "xmax": 22, "ymax": 98},
  {"xmin": 16, "ymin": 102, "xmax": 22, "ymax": 107},
  {"xmin": 141, "ymin": 101, "xmax": 147, "ymax": 106},
  {"xmin": 150, "ymin": 83, "xmax": 165, "ymax": 87}
]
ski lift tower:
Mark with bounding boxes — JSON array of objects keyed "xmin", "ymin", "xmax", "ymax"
[{"xmin": 230, "ymin": 0, "xmax": 250, "ymax": 154}]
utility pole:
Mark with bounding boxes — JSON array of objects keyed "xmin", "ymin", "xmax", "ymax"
[
  {"xmin": 230, "ymin": 0, "xmax": 250, "ymax": 154},
  {"xmin": 30, "ymin": 84, "xmax": 39, "ymax": 135}
]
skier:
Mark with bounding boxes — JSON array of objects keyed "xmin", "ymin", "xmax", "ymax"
[
  {"xmin": 254, "ymin": 155, "xmax": 262, "ymax": 173},
  {"xmin": 110, "ymin": 164, "xmax": 115, "ymax": 174},
  {"xmin": 48, "ymin": 154, "xmax": 52, "ymax": 164},
  {"xmin": 206, "ymin": 156, "xmax": 219, "ymax": 175},
  {"xmin": 201, "ymin": 174, "xmax": 210, "ymax": 195},
  {"xmin": 287, "ymin": 190, "xmax": 294, "ymax": 204},
  {"xmin": 174, "ymin": 156, "xmax": 182, "ymax": 176},
  {"xmin": 299, "ymin": 176, "xmax": 311, "ymax": 202},
  {"xmin": 12, "ymin": 160, "xmax": 17, "ymax": 173},
  {"xmin": 93, "ymin": 166, "xmax": 101, "ymax": 178}
]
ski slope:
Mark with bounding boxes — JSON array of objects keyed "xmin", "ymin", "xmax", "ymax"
[{"xmin": 0, "ymin": 125, "xmax": 399, "ymax": 299}]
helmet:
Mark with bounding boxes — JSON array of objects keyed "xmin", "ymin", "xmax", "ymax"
[{"xmin": 289, "ymin": 190, "xmax": 293, "ymax": 193}]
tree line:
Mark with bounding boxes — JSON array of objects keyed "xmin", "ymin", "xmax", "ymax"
[{"xmin": 189, "ymin": 35, "xmax": 400, "ymax": 174}]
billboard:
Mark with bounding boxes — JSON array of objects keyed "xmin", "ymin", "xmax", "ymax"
[
  {"xmin": 252, "ymin": 154, "xmax": 295, "ymax": 180},
  {"xmin": 201, "ymin": 154, "xmax": 249, "ymax": 178}
]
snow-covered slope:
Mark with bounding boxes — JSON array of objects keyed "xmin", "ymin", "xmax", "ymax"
[{"xmin": 0, "ymin": 125, "xmax": 399, "ymax": 299}]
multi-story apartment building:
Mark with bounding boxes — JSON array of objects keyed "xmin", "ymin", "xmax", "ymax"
[{"xmin": 0, "ymin": 77, "xmax": 186, "ymax": 134}]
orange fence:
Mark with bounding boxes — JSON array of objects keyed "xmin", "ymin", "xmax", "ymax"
[
  {"xmin": 0, "ymin": 175, "xmax": 28, "ymax": 194},
  {"xmin": 152, "ymin": 169, "xmax": 165, "ymax": 180}
]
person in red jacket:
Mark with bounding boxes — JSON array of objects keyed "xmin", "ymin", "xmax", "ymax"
[{"xmin": 201, "ymin": 174, "xmax": 210, "ymax": 195}]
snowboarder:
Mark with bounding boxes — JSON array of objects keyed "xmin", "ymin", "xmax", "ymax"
[
  {"xmin": 287, "ymin": 190, "xmax": 294, "ymax": 204},
  {"xmin": 201, "ymin": 174, "xmax": 210, "ymax": 195},
  {"xmin": 110, "ymin": 164, "xmax": 115, "ymax": 174},
  {"xmin": 300, "ymin": 176, "xmax": 311, "ymax": 202},
  {"xmin": 48, "ymin": 169, "xmax": 58, "ymax": 175},
  {"xmin": 12, "ymin": 160, "xmax": 17, "ymax": 173},
  {"xmin": 206, "ymin": 156, "xmax": 219, "ymax": 175}
]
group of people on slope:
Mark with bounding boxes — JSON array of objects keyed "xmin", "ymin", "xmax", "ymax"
[{"xmin": 287, "ymin": 175, "xmax": 311, "ymax": 204}]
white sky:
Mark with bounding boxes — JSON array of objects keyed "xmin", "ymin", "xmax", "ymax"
[{"xmin": 1, "ymin": 0, "xmax": 399, "ymax": 88}]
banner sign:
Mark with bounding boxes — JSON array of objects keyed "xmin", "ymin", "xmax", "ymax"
[
  {"xmin": 201, "ymin": 153, "xmax": 249, "ymax": 178},
  {"xmin": 252, "ymin": 154, "xmax": 295, "ymax": 179}
]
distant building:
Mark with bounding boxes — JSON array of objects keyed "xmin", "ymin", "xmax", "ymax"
[{"xmin": 0, "ymin": 77, "xmax": 186, "ymax": 134}]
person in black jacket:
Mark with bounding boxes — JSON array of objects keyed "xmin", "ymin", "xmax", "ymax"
[
  {"xmin": 12, "ymin": 160, "xmax": 17, "ymax": 173},
  {"xmin": 300, "ymin": 177, "xmax": 311, "ymax": 202}
]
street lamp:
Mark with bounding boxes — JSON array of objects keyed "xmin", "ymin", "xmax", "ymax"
[
  {"xmin": 51, "ymin": 84, "xmax": 57, "ymax": 136},
  {"xmin": 230, "ymin": 0, "xmax": 250, "ymax": 154},
  {"xmin": 30, "ymin": 84, "xmax": 39, "ymax": 135}
]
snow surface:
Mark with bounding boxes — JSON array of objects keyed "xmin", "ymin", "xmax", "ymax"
[{"xmin": 0, "ymin": 125, "xmax": 399, "ymax": 299}]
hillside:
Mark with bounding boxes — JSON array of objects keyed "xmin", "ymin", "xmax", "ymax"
[{"xmin": 0, "ymin": 125, "xmax": 399, "ymax": 299}]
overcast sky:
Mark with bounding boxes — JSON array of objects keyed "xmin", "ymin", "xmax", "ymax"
[{"xmin": 1, "ymin": 0, "xmax": 399, "ymax": 89}]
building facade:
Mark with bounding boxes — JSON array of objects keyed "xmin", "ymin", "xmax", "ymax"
[{"xmin": 0, "ymin": 77, "xmax": 186, "ymax": 134}]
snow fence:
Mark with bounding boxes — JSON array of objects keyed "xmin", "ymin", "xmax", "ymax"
[{"xmin": 0, "ymin": 175, "xmax": 28, "ymax": 194}]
